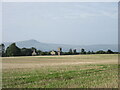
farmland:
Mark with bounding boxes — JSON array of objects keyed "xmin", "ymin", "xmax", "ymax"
[{"xmin": 2, "ymin": 54, "xmax": 118, "ymax": 88}]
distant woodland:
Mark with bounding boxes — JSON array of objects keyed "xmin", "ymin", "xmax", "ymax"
[{"xmin": 0, "ymin": 43, "xmax": 119, "ymax": 57}]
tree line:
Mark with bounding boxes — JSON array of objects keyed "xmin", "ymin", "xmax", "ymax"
[{"xmin": 0, "ymin": 43, "xmax": 118, "ymax": 57}]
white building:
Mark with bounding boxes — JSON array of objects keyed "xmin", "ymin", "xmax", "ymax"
[
  {"xmin": 50, "ymin": 51, "xmax": 57, "ymax": 55},
  {"xmin": 32, "ymin": 49, "xmax": 37, "ymax": 56}
]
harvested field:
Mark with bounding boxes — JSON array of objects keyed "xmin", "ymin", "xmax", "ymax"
[{"xmin": 2, "ymin": 54, "xmax": 118, "ymax": 88}]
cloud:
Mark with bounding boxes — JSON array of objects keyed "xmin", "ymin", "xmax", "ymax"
[
  {"xmin": 49, "ymin": 3, "xmax": 118, "ymax": 20},
  {"xmin": 99, "ymin": 11, "xmax": 117, "ymax": 19},
  {"xmin": 51, "ymin": 11, "xmax": 117, "ymax": 21}
]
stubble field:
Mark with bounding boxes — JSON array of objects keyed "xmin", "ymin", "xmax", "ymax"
[{"xmin": 2, "ymin": 54, "xmax": 118, "ymax": 88}]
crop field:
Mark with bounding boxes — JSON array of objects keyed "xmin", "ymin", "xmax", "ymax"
[{"xmin": 2, "ymin": 54, "xmax": 118, "ymax": 88}]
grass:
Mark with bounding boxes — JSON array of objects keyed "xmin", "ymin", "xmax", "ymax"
[{"xmin": 2, "ymin": 54, "xmax": 118, "ymax": 88}]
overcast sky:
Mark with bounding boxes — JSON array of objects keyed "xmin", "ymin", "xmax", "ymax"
[{"xmin": 2, "ymin": 2, "xmax": 118, "ymax": 45}]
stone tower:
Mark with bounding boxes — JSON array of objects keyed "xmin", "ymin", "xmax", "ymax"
[{"xmin": 58, "ymin": 47, "xmax": 62, "ymax": 56}]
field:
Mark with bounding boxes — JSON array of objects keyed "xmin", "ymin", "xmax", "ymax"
[{"xmin": 2, "ymin": 54, "xmax": 118, "ymax": 88}]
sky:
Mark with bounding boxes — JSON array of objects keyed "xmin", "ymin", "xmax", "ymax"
[
  {"xmin": 0, "ymin": 2, "xmax": 2, "ymax": 44},
  {"xmin": 2, "ymin": 2, "xmax": 118, "ymax": 45}
]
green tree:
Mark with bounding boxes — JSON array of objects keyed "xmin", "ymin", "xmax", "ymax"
[
  {"xmin": 21, "ymin": 48, "xmax": 32, "ymax": 56},
  {"xmin": 73, "ymin": 49, "xmax": 77, "ymax": 54},
  {"xmin": 6, "ymin": 43, "xmax": 21, "ymax": 56},
  {"xmin": 107, "ymin": 49, "xmax": 114, "ymax": 54},
  {"xmin": 41, "ymin": 51, "xmax": 50, "ymax": 55},
  {"xmin": 0, "ymin": 44, "xmax": 5, "ymax": 57},
  {"xmin": 91, "ymin": 51, "xmax": 95, "ymax": 54},
  {"xmin": 37, "ymin": 50, "xmax": 42, "ymax": 55},
  {"xmin": 81, "ymin": 48, "xmax": 86, "ymax": 54},
  {"xmin": 96, "ymin": 50, "xmax": 106, "ymax": 54},
  {"xmin": 87, "ymin": 51, "xmax": 91, "ymax": 54},
  {"xmin": 69, "ymin": 49, "xmax": 73, "ymax": 55}
]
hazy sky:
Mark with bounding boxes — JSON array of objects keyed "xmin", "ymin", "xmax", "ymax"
[{"xmin": 3, "ymin": 2, "xmax": 118, "ymax": 45}]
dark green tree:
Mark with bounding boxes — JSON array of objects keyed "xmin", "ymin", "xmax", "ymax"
[
  {"xmin": 0, "ymin": 44, "xmax": 5, "ymax": 57},
  {"xmin": 73, "ymin": 49, "xmax": 77, "ymax": 54},
  {"xmin": 107, "ymin": 49, "xmax": 114, "ymax": 54},
  {"xmin": 31, "ymin": 47, "xmax": 37, "ymax": 52},
  {"xmin": 69, "ymin": 49, "xmax": 73, "ymax": 55},
  {"xmin": 81, "ymin": 48, "xmax": 86, "ymax": 54},
  {"xmin": 87, "ymin": 51, "xmax": 91, "ymax": 54},
  {"xmin": 91, "ymin": 51, "xmax": 95, "ymax": 54},
  {"xmin": 21, "ymin": 48, "xmax": 33, "ymax": 56},
  {"xmin": 6, "ymin": 43, "xmax": 21, "ymax": 56},
  {"xmin": 41, "ymin": 51, "xmax": 50, "ymax": 55},
  {"xmin": 96, "ymin": 50, "xmax": 106, "ymax": 54},
  {"xmin": 37, "ymin": 50, "xmax": 42, "ymax": 55}
]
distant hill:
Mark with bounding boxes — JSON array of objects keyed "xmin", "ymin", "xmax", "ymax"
[{"xmin": 3, "ymin": 39, "xmax": 118, "ymax": 52}]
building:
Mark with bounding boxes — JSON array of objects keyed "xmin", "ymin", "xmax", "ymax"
[
  {"xmin": 50, "ymin": 50, "xmax": 57, "ymax": 55},
  {"xmin": 32, "ymin": 49, "xmax": 37, "ymax": 56},
  {"xmin": 58, "ymin": 47, "xmax": 62, "ymax": 55}
]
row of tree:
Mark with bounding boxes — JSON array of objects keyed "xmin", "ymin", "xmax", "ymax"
[
  {"xmin": 2, "ymin": 43, "xmax": 51, "ymax": 57},
  {"xmin": 62, "ymin": 48, "xmax": 117, "ymax": 55},
  {"xmin": 1, "ymin": 43, "xmax": 118, "ymax": 57}
]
